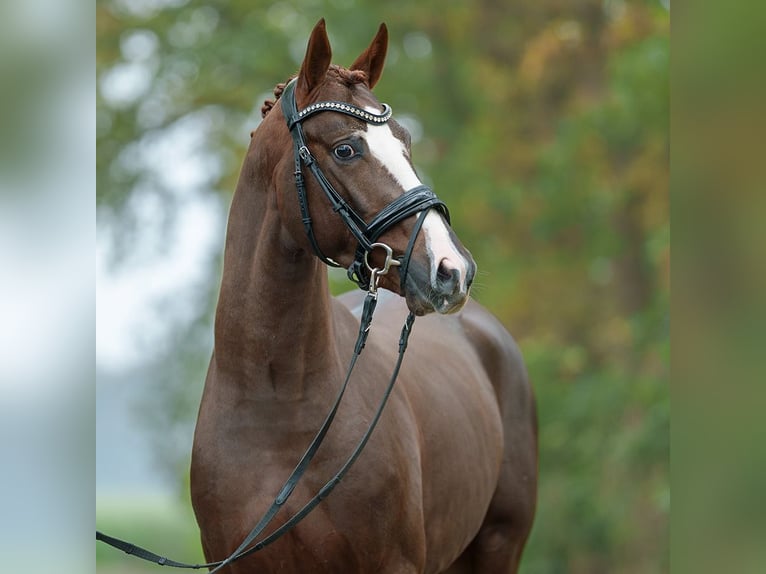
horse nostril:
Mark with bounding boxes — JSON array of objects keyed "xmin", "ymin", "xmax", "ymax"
[
  {"xmin": 437, "ymin": 259, "xmax": 461, "ymax": 292},
  {"xmin": 437, "ymin": 260, "xmax": 452, "ymax": 282}
]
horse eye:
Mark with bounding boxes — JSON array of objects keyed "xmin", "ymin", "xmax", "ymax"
[{"xmin": 333, "ymin": 144, "xmax": 356, "ymax": 160}]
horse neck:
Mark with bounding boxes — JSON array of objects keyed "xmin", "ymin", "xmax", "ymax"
[{"xmin": 212, "ymin": 149, "xmax": 339, "ymax": 398}]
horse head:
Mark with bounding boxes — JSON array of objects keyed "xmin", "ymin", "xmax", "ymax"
[{"xmin": 258, "ymin": 19, "xmax": 476, "ymax": 315}]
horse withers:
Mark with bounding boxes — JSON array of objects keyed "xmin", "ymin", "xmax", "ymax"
[{"xmin": 191, "ymin": 19, "xmax": 538, "ymax": 573}]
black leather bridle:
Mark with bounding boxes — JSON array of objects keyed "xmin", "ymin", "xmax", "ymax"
[{"xmin": 281, "ymin": 78, "xmax": 450, "ymax": 291}]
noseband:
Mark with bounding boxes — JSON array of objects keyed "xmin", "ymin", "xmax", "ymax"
[{"xmin": 281, "ymin": 78, "xmax": 450, "ymax": 291}]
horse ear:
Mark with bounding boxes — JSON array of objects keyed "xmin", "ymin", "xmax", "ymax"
[
  {"xmin": 298, "ymin": 18, "xmax": 332, "ymax": 97},
  {"xmin": 350, "ymin": 23, "xmax": 388, "ymax": 89}
]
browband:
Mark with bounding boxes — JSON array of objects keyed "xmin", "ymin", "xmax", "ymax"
[{"xmin": 287, "ymin": 100, "xmax": 393, "ymax": 129}]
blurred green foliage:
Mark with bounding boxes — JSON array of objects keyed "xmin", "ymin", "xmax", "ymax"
[
  {"xmin": 97, "ymin": 0, "xmax": 668, "ymax": 571},
  {"xmin": 97, "ymin": 494, "xmax": 205, "ymax": 573}
]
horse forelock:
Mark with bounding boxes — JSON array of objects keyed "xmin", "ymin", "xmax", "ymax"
[
  {"xmin": 260, "ymin": 65, "xmax": 370, "ymax": 119},
  {"xmin": 330, "ymin": 65, "xmax": 369, "ymax": 86}
]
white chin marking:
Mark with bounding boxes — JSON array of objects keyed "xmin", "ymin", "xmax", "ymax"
[{"xmin": 361, "ymin": 115, "xmax": 468, "ymax": 291}]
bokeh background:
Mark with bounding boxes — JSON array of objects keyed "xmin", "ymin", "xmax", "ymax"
[{"xmin": 96, "ymin": 1, "xmax": 669, "ymax": 572}]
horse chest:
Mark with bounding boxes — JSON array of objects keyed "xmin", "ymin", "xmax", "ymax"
[
  {"xmin": 194, "ymin": 450, "xmax": 421, "ymax": 572},
  {"xmin": 192, "ymin": 384, "xmax": 425, "ymax": 561}
]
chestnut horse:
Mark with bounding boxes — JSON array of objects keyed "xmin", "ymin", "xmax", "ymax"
[{"xmin": 190, "ymin": 20, "xmax": 537, "ymax": 573}]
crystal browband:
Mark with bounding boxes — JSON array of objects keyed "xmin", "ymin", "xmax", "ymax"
[{"xmin": 288, "ymin": 100, "xmax": 393, "ymax": 128}]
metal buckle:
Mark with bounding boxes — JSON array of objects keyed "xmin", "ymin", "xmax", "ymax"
[
  {"xmin": 364, "ymin": 243, "xmax": 400, "ymax": 276},
  {"xmin": 364, "ymin": 243, "xmax": 401, "ymax": 294},
  {"xmin": 299, "ymin": 146, "xmax": 313, "ymax": 164}
]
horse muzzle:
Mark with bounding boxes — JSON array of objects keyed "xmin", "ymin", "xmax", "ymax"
[{"xmin": 403, "ymin": 252, "xmax": 476, "ymax": 316}]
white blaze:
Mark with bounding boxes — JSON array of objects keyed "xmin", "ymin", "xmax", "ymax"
[
  {"xmin": 361, "ymin": 117, "xmax": 468, "ymax": 290},
  {"xmin": 362, "ymin": 122, "xmax": 421, "ymax": 190}
]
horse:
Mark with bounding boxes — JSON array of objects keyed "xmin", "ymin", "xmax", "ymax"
[{"xmin": 190, "ymin": 19, "xmax": 538, "ymax": 573}]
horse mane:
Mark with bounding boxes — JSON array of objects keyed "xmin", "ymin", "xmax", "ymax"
[{"xmin": 260, "ymin": 65, "xmax": 369, "ymax": 118}]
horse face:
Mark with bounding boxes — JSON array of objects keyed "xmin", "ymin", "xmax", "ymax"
[
  {"xmin": 287, "ymin": 19, "xmax": 476, "ymax": 315},
  {"xmin": 292, "ymin": 89, "xmax": 475, "ymax": 315}
]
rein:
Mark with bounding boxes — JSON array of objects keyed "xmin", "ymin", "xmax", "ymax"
[{"xmin": 97, "ymin": 78, "xmax": 449, "ymax": 570}]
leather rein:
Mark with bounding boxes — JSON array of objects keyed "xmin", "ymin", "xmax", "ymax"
[{"xmin": 97, "ymin": 78, "xmax": 451, "ymax": 570}]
